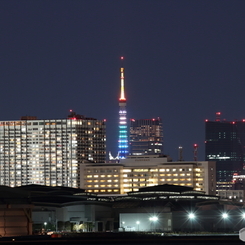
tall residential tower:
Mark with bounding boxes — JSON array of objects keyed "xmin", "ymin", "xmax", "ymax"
[
  {"xmin": 0, "ymin": 111, "xmax": 106, "ymax": 188},
  {"xmin": 118, "ymin": 57, "xmax": 128, "ymax": 159}
]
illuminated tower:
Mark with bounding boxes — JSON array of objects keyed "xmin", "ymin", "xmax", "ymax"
[{"xmin": 118, "ymin": 57, "xmax": 128, "ymax": 159}]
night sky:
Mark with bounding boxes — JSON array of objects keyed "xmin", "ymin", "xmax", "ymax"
[{"xmin": 1, "ymin": 0, "xmax": 245, "ymax": 161}]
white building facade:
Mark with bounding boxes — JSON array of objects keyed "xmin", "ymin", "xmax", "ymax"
[{"xmin": 80, "ymin": 155, "xmax": 216, "ymax": 195}]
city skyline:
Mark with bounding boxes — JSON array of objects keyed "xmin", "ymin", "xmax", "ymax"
[{"xmin": 0, "ymin": 1, "xmax": 245, "ymax": 161}]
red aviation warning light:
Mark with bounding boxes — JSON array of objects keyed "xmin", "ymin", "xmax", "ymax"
[
  {"xmin": 121, "ymin": 56, "xmax": 124, "ymax": 60},
  {"xmin": 215, "ymin": 112, "xmax": 221, "ymax": 121}
]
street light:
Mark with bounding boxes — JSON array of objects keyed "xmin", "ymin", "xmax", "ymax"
[
  {"xmin": 188, "ymin": 213, "xmax": 195, "ymax": 220},
  {"xmin": 188, "ymin": 213, "xmax": 195, "ymax": 232},
  {"xmin": 222, "ymin": 213, "xmax": 228, "ymax": 219},
  {"xmin": 222, "ymin": 213, "xmax": 228, "ymax": 232},
  {"xmin": 43, "ymin": 222, "xmax": 47, "ymax": 234},
  {"xmin": 136, "ymin": 221, "xmax": 140, "ymax": 231},
  {"xmin": 149, "ymin": 216, "xmax": 158, "ymax": 232},
  {"xmin": 149, "ymin": 216, "xmax": 158, "ymax": 222}
]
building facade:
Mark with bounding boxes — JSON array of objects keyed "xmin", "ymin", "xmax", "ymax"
[
  {"xmin": 80, "ymin": 155, "xmax": 216, "ymax": 195},
  {"xmin": 205, "ymin": 113, "xmax": 245, "ymax": 190},
  {"xmin": 0, "ymin": 112, "xmax": 106, "ymax": 187},
  {"xmin": 129, "ymin": 118, "xmax": 163, "ymax": 156}
]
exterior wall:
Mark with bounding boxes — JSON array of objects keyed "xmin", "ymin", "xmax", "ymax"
[
  {"xmin": 0, "ymin": 204, "xmax": 33, "ymax": 237},
  {"xmin": 80, "ymin": 165, "xmax": 123, "ymax": 194},
  {"xmin": 0, "ymin": 118, "xmax": 106, "ymax": 188},
  {"xmin": 80, "ymin": 157, "xmax": 216, "ymax": 195},
  {"xmin": 217, "ymin": 189, "xmax": 245, "ymax": 203},
  {"xmin": 119, "ymin": 212, "xmax": 172, "ymax": 232},
  {"xmin": 198, "ymin": 161, "xmax": 216, "ymax": 196},
  {"xmin": 32, "ymin": 203, "xmax": 113, "ymax": 232}
]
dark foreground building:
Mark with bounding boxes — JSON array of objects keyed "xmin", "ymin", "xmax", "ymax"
[
  {"xmin": 0, "ymin": 184, "xmax": 244, "ymax": 236},
  {"xmin": 13, "ymin": 184, "xmax": 245, "ymax": 235}
]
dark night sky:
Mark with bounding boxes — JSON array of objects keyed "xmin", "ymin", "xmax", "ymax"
[{"xmin": 0, "ymin": 0, "xmax": 245, "ymax": 161}]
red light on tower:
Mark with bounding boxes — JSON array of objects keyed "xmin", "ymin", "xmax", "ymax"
[
  {"xmin": 121, "ymin": 56, "xmax": 124, "ymax": 60},
  {"xmin": 215, "ymin": 112, "xmax": 221, "ymax": 121}
]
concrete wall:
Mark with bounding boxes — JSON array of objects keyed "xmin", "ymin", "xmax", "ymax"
[{"xmin": 0, "ymin": 204, "xmax": 33, "ymax": 237}]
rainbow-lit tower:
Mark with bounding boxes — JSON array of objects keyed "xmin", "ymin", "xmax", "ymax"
[{"xmin": 118, "ymin": 57, "xmax": 128, "ymax": 159}]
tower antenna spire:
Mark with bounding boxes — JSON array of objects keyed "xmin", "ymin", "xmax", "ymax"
[
  {"xmin": 118, "ymin": 56, "xmax": 128, "ymax": 159},
  {"xmin": 119, "ymin": 56, "xmax": 126, "ymax": 101}
]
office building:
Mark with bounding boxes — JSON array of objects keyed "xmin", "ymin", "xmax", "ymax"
[
  {"xmin": 129, "ymin": 118, "xmax": 163, "ymax": 155},
  {"xmin": 205, "ymin": 112, "xmax": 245, "ymax": 190},
  {"xmin": 80, "ymin": 155, "xmax": 216, "ymax": 195},
  {"xmin": 0, "ymin": 111, "xmax": 106, "ymax": 188}
]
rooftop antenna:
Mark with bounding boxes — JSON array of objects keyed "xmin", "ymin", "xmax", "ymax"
[
  {"xmin": 193, "ymin": 144, "xmax": 198, "ymax": 161},
  {"xmin": 178, "ymin": 146, "xmax": 183, "ymax": 161},
  {"xmin": 215, "ymin": 112, "xmax": 221, "ymax": 122}
]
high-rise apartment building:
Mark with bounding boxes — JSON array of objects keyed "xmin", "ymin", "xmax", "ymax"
[
  {"xmin": 205, "ymin": 112, "xmax": 245, "ymax": 190},
  {"xmin": 129, "ymin": 118, "xmax": 163, "ymax": 155},
  {"xmin": 0, "ymin": 111, "xmax": 106, "ymax": 188}
]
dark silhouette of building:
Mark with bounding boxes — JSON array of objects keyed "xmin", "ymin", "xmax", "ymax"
[{"xmin": 205, "ymin": 112, "xmax": 245, "ymax": 190}]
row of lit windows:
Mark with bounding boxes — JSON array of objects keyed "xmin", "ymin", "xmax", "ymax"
[
  {"xmin": 123, "ymin": 168, "xmax": 201, "ymax": 173},
  {"xmin": 85, "ymin": 177, "xmax": 203, "ymax": 183},
  {"xmin": 159, "ymin": 178, "xmax": 193, "ymax": 182},
  {"xmin": 86, "ymin": 169, "xmax": 119, "ymax": 173},
  {"xmin": 85, "ymin": 174, "xmax": 204, "ymax": 180},
  {"xmin": 86, "ymin": 175, "xmax": 119, "ymax": 178},
  {"xmin": 86, "ymin": 180, "xmax": 118, "ymax": 183},
  {"xmin": 87, "ymin": 189, "xmax": 119, "ymax": 193},
  {"xmin": 86, "ymin": 184, "xmax": 119, "ymax": 188}
]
